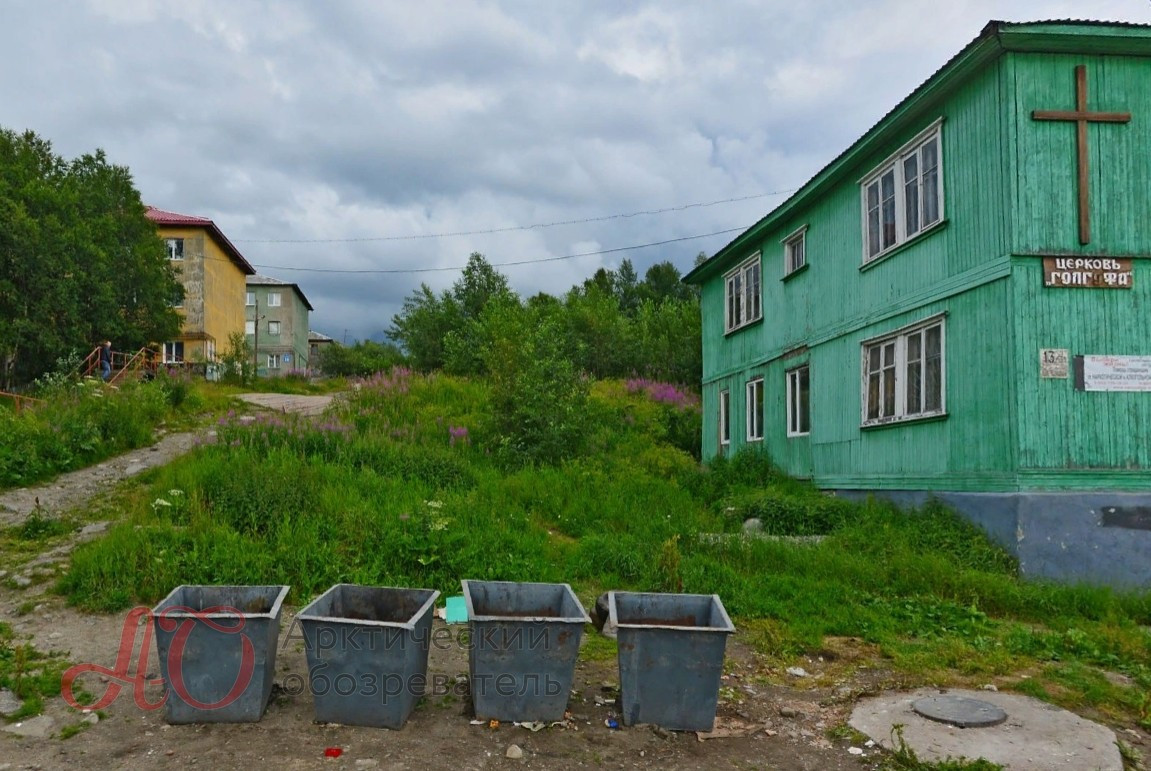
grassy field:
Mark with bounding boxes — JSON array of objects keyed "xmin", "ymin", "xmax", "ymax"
[{"xmin": 52, "ymin": 369, "xmax": 1151, "ymax": 733}]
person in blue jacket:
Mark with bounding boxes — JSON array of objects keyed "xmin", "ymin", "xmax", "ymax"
[{"xmin": 99, "ymin": 341, "xmax": 112, "ymax": 381}]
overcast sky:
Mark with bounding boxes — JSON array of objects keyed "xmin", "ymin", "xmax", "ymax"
[{"xmin": 4, "ymin": 1, "xmax": 1151, "ymax": 342}]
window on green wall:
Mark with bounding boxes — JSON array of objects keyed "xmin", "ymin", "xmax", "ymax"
[
  {"xmin": 746, "ymin": 377, "xmax": 764, "ymax": 441},
  {"xmin": 725, "ymin": 254, "xmax": 762, "ymax": 333},
  {"xmin": 861, "ymin": 316, "xmax": 945, "ymax": 427},
  {"xmin": 719, "ymin": 389, "xmax": 731, "ymax": 448},
  {"xmin": 861, "ymin": 121, "xmax": 943, "ymax": 263},
  {"xmin": 783, "ymin": 226, "xmax": 807, "ymax": 276},
  {"xmin": 786, "ymin": 366, "xmax": 810, "ymax": 436}
]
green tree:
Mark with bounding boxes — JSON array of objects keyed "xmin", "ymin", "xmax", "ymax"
[
  {"xmin": 0, "ymin": 128, "xmax": 182, "ymax": 386},
  {"xmin": 616, "ymin": 258, "xmax": 641, "ymax": 314},
  {"xmin": 317, "ymin": 340, "xmax": 405, "ymax": 377},
  {"xmin": 481, "ymin": 301, "xmax": 590, "ymax": 467},
  {"xmin": 390, "ymin": 252, "xmax": 516, "ymax": 376},
  {"xmin": 639, "ymin": 260, "xmax": 693, "ymax": 304},
  {"xmin": 386, "ymin": 284, "xmax": 461, "ymax": 372}
]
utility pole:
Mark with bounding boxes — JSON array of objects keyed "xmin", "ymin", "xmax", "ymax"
[{"xmin": 252, "ymin": 295, "xmax": 260, "ymax": 382}]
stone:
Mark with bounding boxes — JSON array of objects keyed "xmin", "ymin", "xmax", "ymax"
[
  {"xmin": 80, "ymin": 522, "xmax": 109, "ymax": 537},
  {"xmin": 48, "ymin": 632, "xmax": 63, "ymax": 640},
  {"xmin": 12, "ymin": 575, "xmax": 31, "ymax": 588},
  {"xmin": 778, "ymin": 706, "xmax": 799, "ymax": 718},
  {"xmin": 911, "ymin": 695, "xmax": 1007, "ymax": 728},
  {"xmin": 785, "ymin": 667, "xmax": 808, "ymax": 678},
  {"xmin": 354, "ymin": 760, "xmax": 380, "ymax": 769},
  {"xmin": 0, "ymin": 688, "xmax": 22, "ymax": 717},
  {"xmin": 742, "ymin": 517, "xmax": 764, "ymax": 533},
  {"xmin": 83, "ymin": 712, "xmax": 99, "ymax": 725},
  {"xmin": 505, "ymin": 744, "xmax": 524, "ymax": 759},
  {"xmin": 2, "ymin": 715, "xmax": 56, "ymax": 738}
]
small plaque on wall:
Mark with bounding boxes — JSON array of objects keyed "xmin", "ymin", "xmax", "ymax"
[{"xmin": 1040, "ymin": 349, "xmax": 1069, "ymax": 378}]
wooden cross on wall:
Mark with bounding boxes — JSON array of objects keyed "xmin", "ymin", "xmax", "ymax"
[{"xmin": 1032, "ymin": 65, "xmax": 1131, "ymax": 245}]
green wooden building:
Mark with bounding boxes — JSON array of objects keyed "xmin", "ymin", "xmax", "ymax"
[{"xmin": 684, "ymin": 20, "xmax": 1151, "ymax": 588}]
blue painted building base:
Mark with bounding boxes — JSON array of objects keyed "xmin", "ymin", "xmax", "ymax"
[{"xmin": 832, "ymin": 490, "xmax": 1151, "ymax": 590}]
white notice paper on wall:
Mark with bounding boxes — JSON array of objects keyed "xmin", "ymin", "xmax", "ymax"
[{"xmin": 1082, "ymin": 355, "xmax": 1151, "ymax": 392}]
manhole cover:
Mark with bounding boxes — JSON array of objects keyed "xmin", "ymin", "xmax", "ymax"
[{"xmin": 911, "ymin": 695, "xmax": 1007, "ymax": 728}]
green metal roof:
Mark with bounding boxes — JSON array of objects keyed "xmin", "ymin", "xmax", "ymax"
[{"xmin": 683, "ymin": 19, "xmax": 1151, "ymax": 285}]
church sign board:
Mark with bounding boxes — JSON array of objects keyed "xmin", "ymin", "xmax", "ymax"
[{"xmin": 1042, "ymin": 257, "xmax": 1133, "ymax": 288}]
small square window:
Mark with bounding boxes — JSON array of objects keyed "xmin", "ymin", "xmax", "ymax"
[
  {"xmin": 268, "ymin": 321, "xmax": 281, "ymax": 335},
  {"xmin": 266, "ymin": 292, "xmax": 282, "ymax": 307},
  {"xmin": 245, "ymin": 321, "xmax": 255, "ymax": 335},
  {"xmin": 163, "ymin": 341, "xmax": 184, "ymax": 363},
  {"xmin": 783, "ymin": 227, "xmax": 807, "ymax": 276}
]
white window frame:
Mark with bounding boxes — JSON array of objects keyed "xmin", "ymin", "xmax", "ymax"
[
  {"xmin": 245, "ymin": 321, "xmax": 256, "ymax": 335},
  {"xmin": 166, "ymin": 238, "xmax": 184, "ymax": 261},
  {"xmin": 205, "ymin": 340, "xmax": 216, "ymax": 362},
  {"xmin": 860, "ymin": 120, "xmax": 944, "ymax": 263},
  {"xmin": 268, "ymin": 320, "xmax": 281, "ymax": 335},
  {"xmin": 861, "ymin": 315, "xmax": 946, "ymax": 427},
  {"xmin": 719, "ymin": 389, "xmax": 731, "ymax": 447},
  {"xmin": 163, "ymin": 341, "xmax": 184, "ymax": 363},
  {"xmin": 724, "ymin": 253, "xmax": 762, "ymax": 334},
  {"xmin": 246, "ymin": 291, "xmax": 256, "ymax": 307},
  {"xmin": 267, "ymin": 353, "xmax": 281, "ymax": 369},
  {"xmin": 786, "ymin": 366, "xmax": 810, "ymax": 437},
  {"xmin": 266, "ymin": 292, "xmax": 282, "ymax": 308},
  {"xmin": 745, "ymin": 377, "xmax": 764, "ymax": 441},
  {"xmin": 782, "ymin": 225, "xmax": 807, "ymax": 276}
]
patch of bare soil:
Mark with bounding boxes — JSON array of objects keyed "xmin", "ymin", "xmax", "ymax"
[{"xmin": 1, "ymin": 594, "xmax": 894, "ymax": 770}]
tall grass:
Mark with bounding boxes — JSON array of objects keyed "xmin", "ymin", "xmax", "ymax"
[
  {"xmin": 58, "ymin": 369, "xmax": 1151, "ymax": 725},
  {"xmin": 0, "ymin": 379, "xmax": 178, "ymax": 490}
]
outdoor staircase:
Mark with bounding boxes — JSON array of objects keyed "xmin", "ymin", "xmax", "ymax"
[{"xmin": 80, "ymin": 345, "xmax": 161, "ymax": 385}]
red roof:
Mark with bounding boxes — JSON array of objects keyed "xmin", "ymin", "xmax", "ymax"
[{"xmin": 145, "ymin": 205, "xmax": 255, "ymax": 275}]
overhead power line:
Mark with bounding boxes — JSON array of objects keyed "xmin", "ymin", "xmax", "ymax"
[
  {"xmin": 246, "ymin": 226, "xmax": 746, "ymax": 274},
  {"xmin": 232, "ymin": 189, "xmax": 794, "ymax": 244}
]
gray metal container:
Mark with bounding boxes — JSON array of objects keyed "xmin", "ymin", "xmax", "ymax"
[
  {"xmin": 462, "ymin": 580, "xmax": 589, "ymax": 722},
  {"xmin": 609, "ymin": 591, "xmax": 735, "ymax": 731},
  {"xmin": 296, "ymin": 584, "xmax": 440, "ymax": 729},
  {"xmin": 151, "ymin": 584, "xmax": 289, "ymax": 724}
]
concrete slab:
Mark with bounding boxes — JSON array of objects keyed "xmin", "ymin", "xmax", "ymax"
[
  {"xmin": 1, "ymin": 715, "xmax": 55, "ymax": 738},
  {"xmin": 235, "ymin": 393, "xmax": 337, "ymax": 416},
  {"xmin": 849, "ymin": 688, "xmax": 1121, "ymax": 770}
]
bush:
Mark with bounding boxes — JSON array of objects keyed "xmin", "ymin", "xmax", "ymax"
[
  {"xmin": 483, "ymin": 304, "xmax": 591, "ymax": 467},
  {"xmin": 0, "ymin": 380, "xmax": 169, "ymax": 490}
]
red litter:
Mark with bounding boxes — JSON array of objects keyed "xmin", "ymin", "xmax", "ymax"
[{"xmin": 324, "ymin": 748, "xmax": 343, "ymax": 758}]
